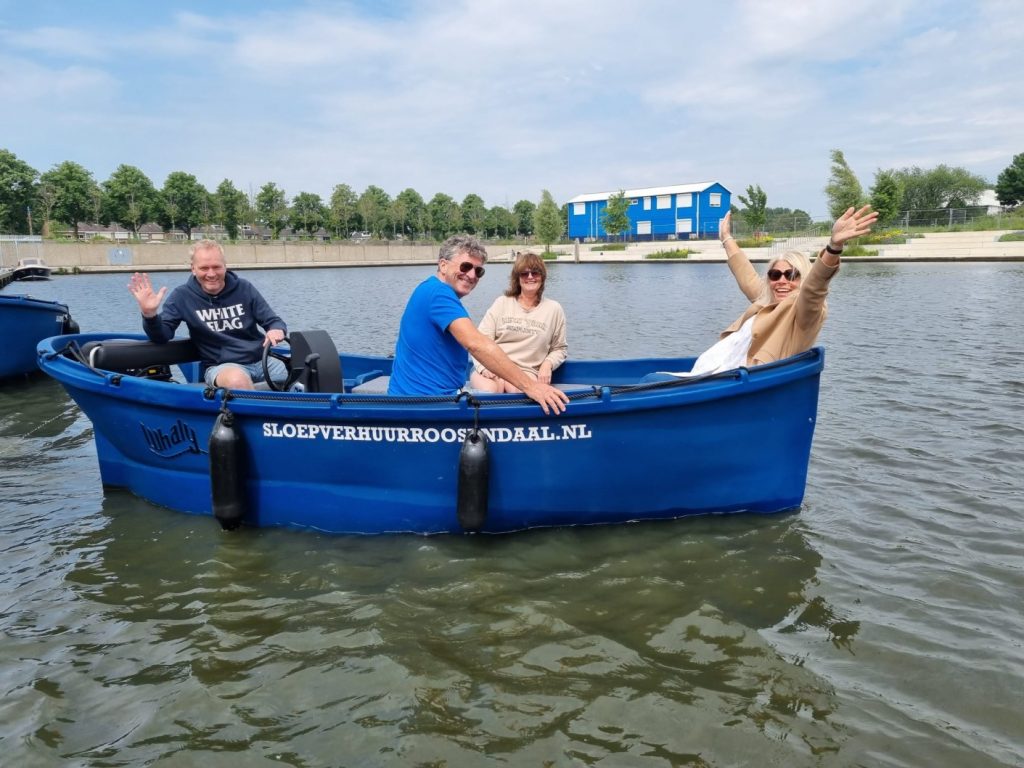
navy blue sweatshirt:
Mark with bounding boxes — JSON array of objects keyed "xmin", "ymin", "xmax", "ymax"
[{"xmin": 142, "ymin": 271, "xmax": 286, "ymax": 366}]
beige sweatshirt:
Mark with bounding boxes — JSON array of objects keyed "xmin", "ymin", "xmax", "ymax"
[{"xmin": 472, "ymin": 294, "xmax": 568, "ymax": 376}]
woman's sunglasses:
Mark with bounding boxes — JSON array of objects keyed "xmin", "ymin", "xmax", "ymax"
[
  {"xmin": 457, "ymin": 261, "xmax": 485, "ymax": 278},
  {"xmin": 767, "ymin": 268, "xmax": 801, "ymax": 282},
  {"xmin": 519, "ymin": 269, "xmax": 542, "ymax": 279}
]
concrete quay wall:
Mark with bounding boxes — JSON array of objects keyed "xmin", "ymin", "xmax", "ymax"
[{"xmin": 1, "ymin": 230, "xmax": 1022, "ymax": 272}]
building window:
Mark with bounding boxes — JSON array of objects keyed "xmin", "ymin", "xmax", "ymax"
[
  {"xmin": 709, "ymin": 193, "xmax": 722, "ymax": 207},
  {"xmin": 643, "ymin": 197, "xmax": 651, "ymax": 210},
  {"xmin": 630, "ymin": 198, "xmax": 639, "ymax": 205},
  {"xmin": 573, "ymin": 202, "xmax": 585, "ymax": 215},
  {"xmin": 677, "ymin": 193, "xmax": 692, "ymax": 208},
  {"xmin": 656, "ymin": 195, "xmax": 670, "ymax": 209},
  {"xmin": 637, "ymin": 221, "xmax": 652, "ymax": 235},
  {"xmin": 676, "ymin": 219, "xmax": 693, "ymax": 234}
]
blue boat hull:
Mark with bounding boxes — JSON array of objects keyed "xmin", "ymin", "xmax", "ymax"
[
  {"xmin": 38, "ymin": 333, "xmax": 824, "ymax": 534},
  {"xmin": 1, "ymin": 295, "xmax": 73, "ymax": 378}
]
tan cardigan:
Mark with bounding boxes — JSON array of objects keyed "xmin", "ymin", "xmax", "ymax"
[{"xmin": 721, "ymin": 248, "xmax": 839, "ymax": 366}]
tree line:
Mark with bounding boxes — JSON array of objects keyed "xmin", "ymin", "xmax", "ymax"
[
  {"xmin": 0, "ymin": 149, "xmax": 569, "ymax": 246},
  {"xmin": 728, "ymin": 151, "xmax": 1022, "ymax": 235}
]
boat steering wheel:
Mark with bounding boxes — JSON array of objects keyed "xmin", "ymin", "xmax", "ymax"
[{"xmin": 261, "ymin": 335, "xmax": 292, "ymax": 391}]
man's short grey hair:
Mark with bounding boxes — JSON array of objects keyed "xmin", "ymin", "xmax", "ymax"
[
  {"xmin": 189, "ymin": 239, "xmax": 225, "ymax": 261},
  {"xmin": 438, "ymin": 234, "xmax": 487, "ymax": 263}
]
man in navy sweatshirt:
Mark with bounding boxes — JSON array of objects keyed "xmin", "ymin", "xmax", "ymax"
[{"xmin": 128, "ymin": 239, "xmax": 288, "ymax": 390}]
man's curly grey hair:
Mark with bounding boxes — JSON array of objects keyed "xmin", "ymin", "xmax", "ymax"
[{"xmin": 438, "ymin": 234, "xmax": 488, "ymax": 264}]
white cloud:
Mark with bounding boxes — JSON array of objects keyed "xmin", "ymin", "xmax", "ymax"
[{"xmin": 2, "ymin": 0, "xmax": 1022, "ymax": 216}]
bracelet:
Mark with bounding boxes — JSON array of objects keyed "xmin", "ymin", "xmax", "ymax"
[
  {"xmin": 824, "ymin": 241, "xmax": 843, "ymax": 255},
  {"xmin": 721, "ymin": 236, "xmax": 735, "ymax": 245}
]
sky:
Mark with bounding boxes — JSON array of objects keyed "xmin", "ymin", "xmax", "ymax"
[{"xmin": 2, "ymin": 0, "xmax": 1022, "ymax": 219}]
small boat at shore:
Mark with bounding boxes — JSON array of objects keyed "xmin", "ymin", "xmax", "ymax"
[
  {"xmin": 37, "ymin": 331, "xmax": 824, "ymax": 535},
  {"xmin": 12, "ymin": 257, "xmax": 52, "ymax": 281},
  {"xmin": 1, "ymin": 295, "xmax": 78, "ymax": 379}
]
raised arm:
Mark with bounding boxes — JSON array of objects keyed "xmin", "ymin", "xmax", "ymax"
[{"xmin": 719, "ymin": 212, "xmax": 762, "ymax": 302}]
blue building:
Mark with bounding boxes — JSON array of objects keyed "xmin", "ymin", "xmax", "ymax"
[{"xmin": 567, "ymin": 182, "xmax": 731, "ymax": 241}]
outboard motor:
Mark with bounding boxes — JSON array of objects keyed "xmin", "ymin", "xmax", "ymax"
[
  {"xmin": 209, "ymin": 406, "xmax": 245, "ymax": 530},
  {"xmin": 288, "ymin": 330, "xmax": 343, "ymax": 392},
  {"xmin": 457, "ymin": 428, "xmax": 489, "ymax": 532}
]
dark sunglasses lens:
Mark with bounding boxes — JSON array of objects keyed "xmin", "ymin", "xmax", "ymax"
[
  {"xmin": 520, "ymin": 270, "xmax": 541, "ymax": 278},
  {"xmin": 458, "ymin": 262, "xmax": 485, "ymax": 278},
  {"xmin": 768, "ymin": 269, "xmax": 799, "ymax": 281}
]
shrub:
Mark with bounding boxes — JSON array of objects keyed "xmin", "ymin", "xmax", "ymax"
[{"xmin": 645, "ymin": 249, "xmax": 691, "ymax": 260}]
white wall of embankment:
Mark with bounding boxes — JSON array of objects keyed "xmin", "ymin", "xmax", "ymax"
[
  {"xmin": 0, "ymin": 241, "xmax": 461, "ymax": 273},
  {"xmin": 1, "ymin": 229, "xmax": 1022, "ymax": 272}
]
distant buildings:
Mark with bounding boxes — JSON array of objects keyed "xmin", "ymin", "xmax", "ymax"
[{"xmin": 567, "ymin": 182, "xmax": 731, "ymax": 241}]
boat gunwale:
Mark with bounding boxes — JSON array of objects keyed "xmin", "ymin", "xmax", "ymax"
[{"xmin": 38, "ymin": 332, "xmax": 824, "ymax": 421}]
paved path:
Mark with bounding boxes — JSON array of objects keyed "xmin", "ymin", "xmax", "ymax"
[{"xmin": 542, "ymin": 229, "xmax": 1024, "ymax": 263}]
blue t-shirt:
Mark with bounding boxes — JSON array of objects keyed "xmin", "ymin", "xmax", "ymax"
[{"xmin": 388, "ymin": 275, "xmax": 470, "ymax": 395}]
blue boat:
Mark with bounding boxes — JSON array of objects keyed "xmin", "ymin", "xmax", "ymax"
[
  {"xmin": 1, "ymin": 295, "xmax": 78, "ymax": 379},
  {"xmin": 37, "ymin": 331, "xmax": 824, "ymax": 534}
]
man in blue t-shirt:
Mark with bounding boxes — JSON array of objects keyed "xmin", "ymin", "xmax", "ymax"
[
  {"xmin": 388, "ymin": 235, "xmax": 568, "ymax": 415},
  {"xmin": 128, "ymin": 239, "xmax": 288, "ymax": 390}
]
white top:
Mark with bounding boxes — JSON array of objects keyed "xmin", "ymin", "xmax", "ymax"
[{"xmin": 663, "ymin": 315, "xmax": 755, "ymax": 377}]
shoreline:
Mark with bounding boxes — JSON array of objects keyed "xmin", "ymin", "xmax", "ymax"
[{"xmin": 4, "ymin": 229, "xmax": 1023, "ymax": 275}]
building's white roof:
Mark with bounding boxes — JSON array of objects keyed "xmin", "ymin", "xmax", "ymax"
[{"xmin": 567, "ymin": 182, "xmax": 728, "ymax": 204}]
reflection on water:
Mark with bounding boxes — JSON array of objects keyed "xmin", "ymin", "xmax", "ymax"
[{"xmin": 1, "ymin": 485, "xmax": 847, "ymax": 764}]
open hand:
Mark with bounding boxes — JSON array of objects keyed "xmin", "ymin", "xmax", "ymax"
[
  {"xmin": 127, "ymin": 272, "xmax": 167, "ymax": 318},
  {"xmin": 719, "ymin": 211, "xmax": 733, "ymax": 242},
  {"xmin": 831, "ymin": 205, "xmax": 879, "ymax": 247}
]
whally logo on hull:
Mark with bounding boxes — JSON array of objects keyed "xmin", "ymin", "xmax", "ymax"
[{"xmin": 141, "ymin": 418, "xmax": 205, "ymax": 458}]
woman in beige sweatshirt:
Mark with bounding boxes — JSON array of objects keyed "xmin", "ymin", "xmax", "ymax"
[{"xmin": 470, "ymin": 252, "xmax": 568, "ymax": 393}]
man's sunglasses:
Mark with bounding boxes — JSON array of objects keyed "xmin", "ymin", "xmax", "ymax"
[
  {"xmin": 767, "ymin": 268, "xmax": 800, "ymax": 281},
  {"xmin": 457, "ymin": 261, "xmax": 485, "ymax": 278}
]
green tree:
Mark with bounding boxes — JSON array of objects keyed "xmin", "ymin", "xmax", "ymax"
[
  {"xmin": 869, "ymin": 169, "xmax": 903, "ymax": 225},
  {"xmin": 40, "ymin": 161, "xmax": 100, "ymax": 239},
  {"xmin": 512, "ymin": 199, "xmax": 536, "ymax": 237},
  {"xmin": 159, "ymin": 172, "xmax": 209, "ymax": 238},
  {"xmin": 102, "ymin": 164, "xmax": 158, "ymax": 236},
  {"xmin": 461, "ymin": 193, "xmax": 487, "ymax": 235},
  {"xmin": 214, "ymin": 179, "xmax": 248, "ymax": 240},
  {"xmin": 427, "ymin": 193, "xmax": 460, "ymax": 239},
  {"xmin": 891, "ymin": 165, "xmax": 987, "ymax": 213},
  {"xmin": 328, "ymin": 183, "xmax": 358, "ymax": 237},
  {"xmin": 290, "ymin": 192, "xmax": 325, "ymax": 237},
  {"xmin": 488, "ymin": 205, "xmax": 515, "ymax": 239},
  {"xmin": 602, "ymin": 190, "xmax": 630, "ymax": 240},
  {"xmin": 255, "ymin": 182, "xmax": 289, "ymax": 239},
  {"xmin": 737, "ymin": 184, "xmax": 768, "ymax": 235},
  {"xmin": 995, "ymin": 153, "xmax": 1024, "ymax": 207},
  {"xmin": 395, "ymin": 188, "xmax": 426, "ymax": 239},
  {"xmin": 825, "ymin": 149, "xmax": 864, "ymax": 220},
  {"xmin": 533, "ymin": 189, "xmax": 563, "ymax": 251},
  {"xmin": 357, "ymin": 185, "xmax": 391, "ymax": 238},
  {"xmin": 0, "ymin": 149, "xmax": 39, "ymax": 234}
]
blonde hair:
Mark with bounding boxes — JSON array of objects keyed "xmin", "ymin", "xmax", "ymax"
[
  {"xmin": 189, "ymin": 239, "xmax": 225, "ymax": 262},
  {"xmin": 758, "ymin": 249, "xmax": 813, "ymax": 304}
]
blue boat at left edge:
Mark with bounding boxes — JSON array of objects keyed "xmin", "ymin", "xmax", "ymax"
[
  {"xmin": 37, "ymin": 331, "xmax": 825, "ymax": 535},
  {"xmin": 1, "ymin": 294, "xmax": 78, "ymax": 379}
]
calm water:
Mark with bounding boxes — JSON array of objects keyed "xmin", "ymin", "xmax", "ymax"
[{"xmin": 2, "ymin": 261, "xmax": 1022, "ymax": 767}]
